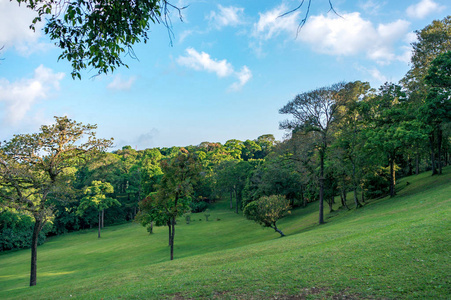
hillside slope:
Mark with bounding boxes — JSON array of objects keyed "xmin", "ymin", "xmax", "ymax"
[{"xmin": 0, "ymin": 167, "xmax": 450, "ymax": 299}]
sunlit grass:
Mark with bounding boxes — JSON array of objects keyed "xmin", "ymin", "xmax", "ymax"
[{"xmin": 0, "ymin": 167, "xmax": 449, "ymax": 299}]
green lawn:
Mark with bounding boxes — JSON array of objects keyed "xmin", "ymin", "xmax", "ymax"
[{"xmin": 0, "ymin": 167, "xmax": 450, "ymax": 299}]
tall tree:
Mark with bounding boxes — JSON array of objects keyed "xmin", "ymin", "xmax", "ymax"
[
  {"xmin": 0, "ymin": 116, "xmax": 112, "ymax": 286},
  {"xmin": 279, "ymin": 82, "xmax": 345, "ymax": 224},
  {"xmin": 364, "ymin": 83, "xmax": 426, "ymax": 197},
  {"xmin": 333, "ymin": 81, "xmax": 374, "ymax": 208},
  {"xmin": 136, "ymin": 150, "xmax": 200, "ymax": 260},
  {"xmin": 402, "ymin": 16, "xmax": 451, "ymax": 175},
  {"xmin": 422, "ymin": 51, "xmax": 451, "ymax": 174},
  {"xmin": 77, "ymin": 180, "xmax": 120, "ymax": 238}
]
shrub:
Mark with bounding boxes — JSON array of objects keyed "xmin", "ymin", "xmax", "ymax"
[{"xmin": 0, "ymin": 211, "xmax": 51, "ymax": 251}]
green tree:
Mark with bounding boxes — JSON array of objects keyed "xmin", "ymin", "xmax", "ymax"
[
  {"xmin": 332, "ymin": 81, "xmax": 374, "ymax": 208},
  {"xmin": 422, "ymin": 51, "xmax": 451, "ymax": 174},
  {"xmin": 364, "ymin": 83, "xmax": 426, "ymax": 197},
  {"xmin": 402, "ymin": 16, "xmax": 451, "ymax": 175},
  {"xmin": 279, "ymin": 82, "xmax": 346, "ymax": 224},
  {"xmin": 16, "ymin": 0, "xmax": 184, "ymax": 78},
  {"xmin": 136, "ymin": 151, "xmax": 200, "ymax": 260},
  {"xmin": 243, "ymin": 195, "xmax": 291, "ymax": 237},
  {"xmin": 0, "ymin": 116, "xmax": 112, "ymax": 286},
  {"xmin": 77, "ymin": 181, "xmax": 120, "ymax": 238}
]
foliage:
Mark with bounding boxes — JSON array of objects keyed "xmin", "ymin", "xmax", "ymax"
[
  {"xmin": 0, "ymin": 167, "xmax": 450, "ymax": 300},
  {"xmin": 16, "ymin": 0, "xmax": 184, "ymax": 78},
  {"xmin": 0, "ymin": 116, "xmax": 112, "ymax": 286},
  {"xmin": 243, "ymin": 195, "xmax": 291, "ymax": 237},
  {"xmin": 0, "ymin": 210, "xmax": 51, "ymax": 251}
]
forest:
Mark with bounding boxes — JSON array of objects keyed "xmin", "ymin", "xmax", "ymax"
[{"xmin": 0, "ymin": 11, "xmax": 450, "ymax": 295}]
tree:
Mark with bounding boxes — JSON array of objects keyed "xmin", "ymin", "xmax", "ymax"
[
  {"xmin": 243, "ymin": 195, "xmax": 291, "ymax": 237},
  {"xmin": 15, "ymin": 0, "xmax": 185, "ymax": 78},
  {"xmin": 0, "ymin": 116, "xmax": 112, "ymax": 286},
  {"xmin": 402, "ymin": 17, "xmax": 451, "ymax": 175},
  {"xmin": 77, "ymin": 180, "xmax": 120, "ymax": 238},
  {"xmin": 364, "ymin": 83, "xmax": 426, "ymax": 197},
  {"xmin": 279, "ymin": 82, "xmax": 345, "ymax": 224},
  {"xmin": 421, "ymin": 52, "xmax": 451, "ymax": 174},
  {"xmin": 136, "ymin": 150, "xmax": 200, "ymax": 260},
  {"xmin": 332, "ymin": 81, "xmax": 374, "ymax": 208}
]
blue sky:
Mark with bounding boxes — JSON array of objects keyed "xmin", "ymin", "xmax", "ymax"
[{"xmin": 1, "ymin": 0, "xmax": 450, "ymax": 150}]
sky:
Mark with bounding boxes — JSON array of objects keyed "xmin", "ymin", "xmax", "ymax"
[{"xmin": 0, "ymin": 0, "xmax": 450, "ymax": 150}]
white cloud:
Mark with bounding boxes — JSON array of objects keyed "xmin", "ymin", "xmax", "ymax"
[
  {"xmin": 355, "ymin": 64, "xmax": 388, "ymax": 84},
  {"xmin": 0, "ymin": 65, "xmax": 65, "ymax": 124},
  {"xmin": 406, "ymin": 0, "xmax": 444, "ymax": 19},
  {"xmin": 208, "ymin": 5, "xmax": 245, "ymax": 29},
  {"xmin": 177, "ymin": 48, "xmax": 252, "ymax": 90},
  {"xmin": 107, "ymin": 74, "xmax": 137, "ymax": 91},
  {"xmin": 252, "ymin": 4, "xmax": 300, "ymax": 40},
  {"xmin": 177, "ymin": 48, "xmax": 234, "ymax": 77},
  {"xmin": 299, "ymin": 12, "xmax": 410, "ymax": 64},
  {"xmin": 229, "ymin": 66, "xmax": 252, "ymax": 91},
  {"xmin": 359, "ymin": 0, "xmax": 387, "ymax": 15},
  {"xmin": 0, "ymin": 0, "xmax": 47, "ymax": 55}
]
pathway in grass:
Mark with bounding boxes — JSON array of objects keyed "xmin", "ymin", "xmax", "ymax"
[{"xmin": 1, "ymin": 167, "xmax": 450, "ymax": 299}]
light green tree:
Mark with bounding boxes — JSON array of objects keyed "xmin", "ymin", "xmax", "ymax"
[{"xmin": 78, "ymin": 181, "xmax": 120, "ymax": 238}]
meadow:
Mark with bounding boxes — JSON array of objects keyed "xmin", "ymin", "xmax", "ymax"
[{"xmin": 0, "ymin": 167, "xmax": 450, "ymax": 299}]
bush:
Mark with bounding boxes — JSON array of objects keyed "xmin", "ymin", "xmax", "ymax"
[
  {"xmin": 190, "ymin": 199, "xmax": 209, "ymax": 213},
  {"xmin": 0, "ymin": 211, "xmax": 51, "ymax": 251},
  {"xmin": 362, "ymin": 167, "xmax": 391, "ymax": 199}
]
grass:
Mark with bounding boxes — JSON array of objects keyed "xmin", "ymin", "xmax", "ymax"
[{"xmin": 0, "ymin": 167, "xmax": 450, "ymax": 299}]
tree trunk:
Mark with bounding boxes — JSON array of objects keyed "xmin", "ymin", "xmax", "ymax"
[
  {"xmin": 168, "ymin": 221, "xmax": 172, "ymax": 247},
  {"xmin": 430, "ymin": 133, "xmax": 437, "ymax": 175},
  {"xmin": 301, "ymin": 185, "xmax": 307, "ymax": 207},
  {"xmin": 415, "ymin": 151, "xmax": 420, "ymax": 175},
  {"xmin": 101, "ymin": 209, "xmax": 104, "ymax": 228},
  {"xmin": 170, "ymin": 218, "xmax": 175, "ymax": 261},
  {"xmin": 389, "ymin": 155, "xmax": 396, "ymax": 197},
  {"xmin": 407, "ymin": 156, "xmax": 413, "ymax": 176},
  {"xmin": 235, "ymin": 188, "xmax": 239, "ymax": 214},
  {"xmin": 352, "ymin": 159, "xmax": 362, "ymax": 208},
  {"xmin": 354, "ymin": 187, "xmax": 362, "ymax": 208},
  {"xmin": 341, "ymin": 188, "xmax": 350, "ymax": 210},
  {"xmin": 29, "ymin": 217, "xmax": 41, "ymax": 287},
  {"xmin": 438, "ymin": 127, "xmax": 442, "ymax": 175},
  {"xmin": 271, "ymin": 224, "xmax": 285, "ymax": 237},
  {"xmin": 319, "ymin": 150, "xmax": 325, "ymax": 224},
  {"xmin": 98, "ymin": 211, "xmax": 101, "ymax": 238}
]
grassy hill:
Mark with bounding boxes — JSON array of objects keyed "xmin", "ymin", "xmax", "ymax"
[{"xmin": 0, "ymin": 167, "xmax": 450, "ymax": 299}]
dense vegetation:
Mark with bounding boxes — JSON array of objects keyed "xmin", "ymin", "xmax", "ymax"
[
  {"xmin": 0, "ymin": 15, "xmax": 450, "ymax": 295},
  {"xmin": 0, "ymin": 167, "xmax": 449, "ymax": 299}
]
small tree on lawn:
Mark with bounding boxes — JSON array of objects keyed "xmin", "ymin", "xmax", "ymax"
[
  {"xmin": 77, "ymin": 181, "xmax": 120, "ymax": 238},
  {"xmin": 243, "ymin": 195, "xmax": 291, "ymax": 237}
]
